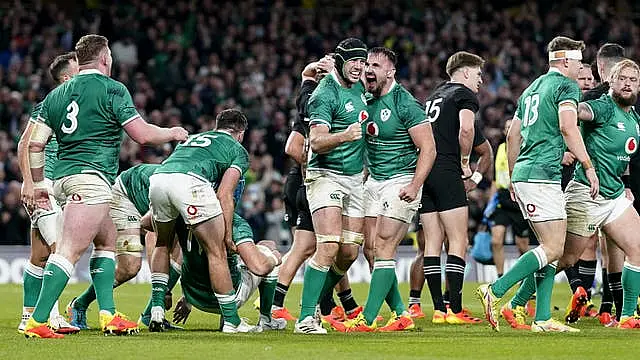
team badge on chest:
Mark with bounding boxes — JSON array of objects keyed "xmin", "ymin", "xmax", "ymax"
[
  {"xmin": 625, "ymin": 137, "xmax": 637, "ymax": 154},
  {"xmin": 380, "ymin": 109, "xmax": 391, "ymax": 122}
]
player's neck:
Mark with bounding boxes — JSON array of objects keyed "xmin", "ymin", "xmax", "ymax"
[
  {"xmin": 377, "ymin": 79, "xmax": 397, "ymax": 98},
  {"xmin": 79, "ymin": 63, "xmax": 107, "ymax": 76},
  {"xmin": 548, "ymin": 66, "xmax": 569, "ymax": 78},
  {"xmin": 449, "ymin": 77, "xmax": 473, "ymax": 92}
]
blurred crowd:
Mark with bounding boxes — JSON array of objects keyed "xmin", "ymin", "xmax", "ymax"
[{"xmin": 1, "ymin": 0, "xmax": 639, "ymax": 245}]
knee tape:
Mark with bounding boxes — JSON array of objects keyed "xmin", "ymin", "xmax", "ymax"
[
  {"xmin": 316, "ymin": 234, "xmax": 342, "ymax": 244},
  {"xmin": 34, "ymin": 210, "xmax": 61, "ymax": 246},
  {"xmin": 341, "ymin": 230, "xmax": 364, "ymax": 245},
  {"xmin": 116, "ymin": 234, "xmax": 144, "ymax": 257}
]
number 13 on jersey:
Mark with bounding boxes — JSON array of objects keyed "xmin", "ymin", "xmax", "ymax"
[{"xmin": 521, "ymin": 94, "xmax": 539, "ymax": 127}]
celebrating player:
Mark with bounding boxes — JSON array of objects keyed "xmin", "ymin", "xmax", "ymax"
[
  {"xmin": 23, "ymin": 34, "xmax": 188, "ymax": 339},
  {"xmin": 477, "ymin": 36, "xmax": 597, "ymax": 332},
  {"xmin": 295, "ymin": 38, "xmax": 368, "ymax": 334},
  {"xmin": 334, "ymin": 47, "xmax": 435, "ymax": 332}
]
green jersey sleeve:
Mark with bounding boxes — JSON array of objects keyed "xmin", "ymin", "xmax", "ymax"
[
  {"xmin": 398, "ymin": 91, "xmax": 427, "ymax": 130},
  {"xmin": 230, "ymin": 146, "xmax": 250, "ymax": 176},
  {"xmin": 308, "ymin": 85, "xmax": 336, "ymax": 129},
  {"xmin": 36, "ymin": 96, "xmax": 52, "ymax": 127},
  {"xmin": 555, "ymin": 80, "xmax": 581, "ymax": 106},
  {"xmin": 584, "ymin": 96, "xmax": 614, "ymax": 125},
  {"xmin": 109, "ymin": 82, "xmax": 139, "ymax": 126},
  {"xmin": 232, "ymin": 213, "xmax": 254, "ymax": 246}
]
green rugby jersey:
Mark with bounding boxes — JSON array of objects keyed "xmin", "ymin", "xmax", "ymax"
[
  {"xmin": 574, "ymin": 94, "xmax": 640, "ymax": 199},
  {"xmin": 36, "ymin": 69, "xmax": 140, "ymax": 184},
  {"xmin": 365, "ymin": 81, "xmax": 427, "ymax": 180},
  {"xmin": 307, "ymin": 72, "xmax": 368, "ymax": 175},
  {"xmin": 155, "ymin": 130, "xmax": 249, "ymax": 186},
  {"xmin": 511, "ymin": 69, "xmax": 581, "ymax": 184},
  {"xmin": 118, "ymin": 163, "xmax": 158, "ymax": 215}
]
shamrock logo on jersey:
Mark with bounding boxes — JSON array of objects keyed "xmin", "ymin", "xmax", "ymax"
[
  {"xmin": 380, "ymin": 109, "xmax": 391, "ymax": 122},
  {"xmin": 625, "ymin": 137, "xmax": 637, "ymax": 155},
  {"xmin": 361, "ymin": 94, "xmax": 368, "ymax": 104},
  {"xmin": 359, "ymin": 110, "xmax": 369, "ymax": 124}
]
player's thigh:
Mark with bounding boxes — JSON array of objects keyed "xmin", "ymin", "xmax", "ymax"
[
  {"xmin": 420, "ymin": 212, "xmax": 444, "ymax": 256},
  {"xmin": 377, "ymin": 176, "xmax": 421, "ymax": 223},
  {"xmin": 111, "ymin": 178, "xmax": 144, "ymax": 257},
  {"xmin": 559, "ymin": 232, "xmax": 591, "ymax": 269},
  {"xmin": 603, "ymin": 205, "xmax": 640, "ymax": 260},
  {"xmin": 438, "ymin": 206, "xmax": 469, "ymax": 255},
  {"xmin": 363, "ymin": 216, "xmax": 376, "ymax": 254},
  {"xmin": 306, "ymin": 172, "xmax": 344, "ymax": 237}
]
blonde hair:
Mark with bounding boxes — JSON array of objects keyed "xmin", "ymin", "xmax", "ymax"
[{"xmin": 609, "ymin": 58, "xmax": 640, "ymax": 83}]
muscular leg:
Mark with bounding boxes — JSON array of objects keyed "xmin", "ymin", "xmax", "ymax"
[
  {"xmin": 421, "ymin": 212, "xmax": 446, "ymax": 313},
  {"xmin": 605, "ymin": 236, "xmax": 625, "ymax": 320},
  {"xmin": 603, "ymin": 206, "xmax": 640, "ymax": 319},
  {"xmin": 491, "ymin": 219, "xmax": 567, "ymax": 322},
  {"xmin": 21, "ymin": 230, "xmax": 52, "ymax": 327},
  {"xmin": 362, "ymin": 215, "xmax": 410, "ymax": 324},
  {"xmin": 439, "ymin": 207, "xmax": 469, "ymax": 314},
  {"xmin": 273, "ymin": 229, "xmax": 315, "ymax": 309},
  {"xmin": 192, "ymin": 215, "xmax": 241, "ymax": 326},
  {"xmin": 298, "ymin": 207, "xmax": 342, "ymax": 321},
  {"xmin": 31, "ymin": 202, "xmax": 112, "ymax": 324}
]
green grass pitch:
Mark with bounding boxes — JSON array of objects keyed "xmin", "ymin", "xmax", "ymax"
[{"xmin": 2, "ymin": 282, "xmax": 640, "ymax": 359}]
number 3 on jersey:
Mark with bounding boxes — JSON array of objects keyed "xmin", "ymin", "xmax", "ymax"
[
  {"xmin": 425, "ymin": 97, "xmax": 443, "ymax": 122},
  {"xmin": 521, "ymin": 94, "xmax": 539, "ymax": 127},
  {"xmin": 63, "ymin": 100, "xmax": 79, "ymax": 134}
]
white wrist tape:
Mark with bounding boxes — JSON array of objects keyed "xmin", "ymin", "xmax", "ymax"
[
  {"xmin": 470, "ymin": 171, "xmax": 483, "ymax": 184},
  {"xmin": 33, "ymin": 180, "xmax": 46, "ymax": 189}
]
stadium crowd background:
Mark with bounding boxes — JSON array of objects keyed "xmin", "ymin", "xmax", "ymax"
[{"xmin": 1, "ymin": 0, "xmax": 639, "ymax": 246}]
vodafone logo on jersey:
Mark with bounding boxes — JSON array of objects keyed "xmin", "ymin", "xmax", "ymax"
[
  {"xmin": 359, "ymin": 110, "xmax": 369, "ymax": 123},
  {"xmin": 625, "ymin": 137, "xmax": 637, "ymax": 155},
  {"xmin": 367, "ymin": 122, "xmax": 379, "ymax": 137}
]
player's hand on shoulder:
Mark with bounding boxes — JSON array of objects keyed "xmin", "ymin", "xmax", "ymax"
[
  {"xmin": 173, "ymin": 296, "xmax": 192, "ymax": 325},
  {"xmin": 170, "ymin": 127, "xmax": 189, "ymax": 142},
  {"xmin": 344, "ymin": 122, "xmax": 362, "ymax": 142}
]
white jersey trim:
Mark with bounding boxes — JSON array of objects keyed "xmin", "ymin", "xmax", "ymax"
[{"xmin": 121, "ymin": 114, "xmax": 141, "ymax": 127}]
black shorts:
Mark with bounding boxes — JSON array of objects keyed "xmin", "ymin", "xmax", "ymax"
[
  {"xmin": 283, "ymin": 170, "xmax": 303, "ymax": 229},
  {"xmin": 561, "ymin": 163, "xmax": 576, "ymax": 191},
  {"xmin": 490, "ymin": 207, "xmax": 530, "ymax": 238},
  {"xmin": 419, "ymin": 164, "xmax": 467, "ymax": 214},
  {"xmin": 295, "ymin": 185, "xmax": 314, "ymax": 232}
]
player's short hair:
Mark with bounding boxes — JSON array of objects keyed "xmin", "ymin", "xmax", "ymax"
[
  {"xmin": 445, "ymin": 51, "xmax": 484, "ymax": 77},
  {"xmin": 216, "ymin": 109, "xmax": 248, "ymax": 133},
  {"xmin": 49, "ymin": 52, "xmax": 76, "ymax": 84},
  {"xmin": 609, "ymin": 58, "xmax": 640, "ymax": 83},
  {"xmin": 547, "ymin": 36, "xmax": 585, "ymax": 53},
  {"xmin": 368, "ymin": 47, "xmax": 397, "ymax": 67},
  {"xmin": 597, "ymin": 43, "xmax": 625, "ymax": 61},
  {"xmin": 75, "ymin": 34, "xmax": 109, "ymax": 66}
]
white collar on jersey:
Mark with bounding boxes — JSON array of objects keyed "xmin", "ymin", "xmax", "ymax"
[{"xmin": 78, "ymin": 69, "xmax": 103, "ymax": 76}]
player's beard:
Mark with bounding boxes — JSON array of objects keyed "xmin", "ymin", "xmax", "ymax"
[
  {"xmin": 612, "ymin": 90, "xmax": 638, "ymax": 107},
  {"xmin": 369, "ymin": 76, "xmax": 387, "ymax": 97}
]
